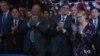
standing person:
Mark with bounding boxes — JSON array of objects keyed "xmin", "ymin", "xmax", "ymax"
[
  {"xmin": 11, "ymin": 8, "xmax": 29, "ymax": 53},
  {"xmin": 0, "ymin": 1, "xmax": 12, "ymax": 53},
  {"xmin": 42, "ymin": 9, "xmax": 51, "ymax": 49},
  {"xmin": 89, "ymin": 8, "xmax": 100, "ymax": 56},
  {"xmin": 70, "ymin": 6, "xmax": 78, "ymax": 25},
  {"xmin": 49, "ymin": 4, "xmax": 73, "ymax": 56},
  {"xmin": 23, "ymin": 4, "xmax": 47, "ymax": 56},
  {"xmin": 71, "ymin": 10, "xmax": 96, "ymax": 56}
]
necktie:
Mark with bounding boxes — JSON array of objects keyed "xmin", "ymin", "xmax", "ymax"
[
  {"xmin": 15, "ymin": 20, "xmax": 17, "ymax": 26},
  {"xmin": 13, "ymin": 20, "xmax": 17, "ymax": 26},
  {"xmin": 2, "ymin": 13, "xmax": 6, "ymax": 23},
  {"xmin": 61, "ymin": 16, "xmax": 65, "ymax": 22},
  {"xmin": 94, "ymin": 19, "xmax": 97, "ymax": 28},
  {"xmin": 1, "ymin": 13, "xmax": 6, "ymax": 34},
  {"xmin": 63, "ymin": 16, "xmax": 65, "ymax": 22},
  {"xmin": 30, "ymin": 29, "xmax": 35, "ymax": 43}
]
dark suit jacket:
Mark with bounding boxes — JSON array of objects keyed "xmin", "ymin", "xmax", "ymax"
[
  {"xmin": 89, "ymin": 16, "xmax": 100, "ymax": 48},
  {"xmin": 23, "ymin": 16, "xmax": 49, "ymax": 43},
  {"xmin": 10, "ymin": 19, "xmax": 29, "ymax": 42},
  {"xmin": 0, "ymin": 11, "xmax": 12, "ymax": 38},
  {"xmin": 89, "ymin": 16, "xmax": 100, "ymax": 36},
  {"xmin": 50, "ymin": 15, "xmax": 73, "ymax": 44}
]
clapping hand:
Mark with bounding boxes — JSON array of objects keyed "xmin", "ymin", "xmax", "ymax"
[
  {"xmin": 56, "ymin": 21, "xmax": 64, "ymax": 31},
  {"xmin": 11, "ymin": 25, "xmax": 18, "ymax": 34},
  {"xmin": 71, "ymin": 24, "xmax": 77, "ymax": 33}
]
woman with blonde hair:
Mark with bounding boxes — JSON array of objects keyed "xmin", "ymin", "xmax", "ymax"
[{"xmin": 71, "ymin": 10, "xmax": 96, "ymax": 56}]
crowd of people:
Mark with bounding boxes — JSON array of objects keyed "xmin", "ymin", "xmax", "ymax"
[{"xmin": 0, "ymin": 0, "xmax": 100, "ymax": 56}]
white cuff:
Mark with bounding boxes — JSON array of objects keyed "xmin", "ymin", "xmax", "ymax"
[
  {"xmin": 27, "ymin": 23, "xmax": 31, "ymax": 27},
  {"xmin": 62, "ymin": 29, "xmax": 66, "ymax": 33}
]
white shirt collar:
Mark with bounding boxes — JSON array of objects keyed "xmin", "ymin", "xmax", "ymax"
[
  {"xmin": 92, "ymin": 18, "xmax": 98, "ymax": 27},
  {"xmin": 3, "ymin": 10, "xmax": 9, "ymax": 18},
  {"xmin": 61, "ymin": 15, "xmax": 67, "ymax": 22},
  {"xmin": 93, "ymin": 18, "xmax": 98, "ymax": 22},
  {"xmin": 61, "ymin": 15, "xmax": 67, "ymax": 19},
  {"xmin": 13, "ymin": 19, "xmax": 19, "ymax": 25}
]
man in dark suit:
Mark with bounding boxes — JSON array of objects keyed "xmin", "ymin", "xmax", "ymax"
[
  {"xmin": 89, "ymin": 8, "xmax": 100, "ymax": 56},
  {"xmin": 49, "ymin": 4, "xmax": 73, "ymax": 56},
  {"xmin": 10, "ymin": 7, "xmax": 30, "ymax": 53},
  {"xmin": 0, "ymin": 1, "xmax": 12, "ymax": 53},
  {"xmin": 23, "ymin": 4, "xmax": 47, "ymax": 56}
]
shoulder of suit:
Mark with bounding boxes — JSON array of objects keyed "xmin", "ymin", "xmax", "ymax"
[
  {"xmin": 50, "ymin": 15, "xmax": 60, "ymax": 19},
  {"xmin": 98, "ymin": 16, "xmax": 100, "ymax": 19}
]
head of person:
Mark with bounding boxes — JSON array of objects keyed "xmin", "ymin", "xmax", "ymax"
[
  {"xmin": 19, "ymin": 7, "xmax": 25, "ymax": 17},
  {"xmin": 71, "ymin": 6, "xmax": 78, "ymax": 16},
  {"xmin": 50, "ymin": 7, "xmax": 56, "ymax": 12},
  {"xmin": 26, "ymin": 10, "xmax": 32, "ymax": 17},
  {"xmin": 50, "ymin": 10, "xmax": 54, "ymax": 17},
  {"xmin": 60, "ymin": 4, "xmax": 70, "ymax": 16},
  {"xmin": 31, "ymin": 4, "xmax": 41, "ymax": 16},
  {"xmin": 11, "ymin": 8, "xmax": 20, "ymax": 19},
  {"xmin": 43, "ymin": 10, "xmax": 50, "ymax": 19},
  {"xmin": 0, "ymin": 1, "xmax": 9, "ymax": 12},
  {"xmin": 90, "ymin": 8, "xmax": 99, "ymax": 19},
  {"xmin": 50, "ymin": 7, "xmax": 57, "ymax": 15},
  {"xmin": 76, "ymin": 10, "xmax": 88, "ymax": 24}
]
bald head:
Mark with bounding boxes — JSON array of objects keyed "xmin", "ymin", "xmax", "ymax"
[{"xmin": 32, "ymin": 4, "xmax": 41, "ymax": 16}]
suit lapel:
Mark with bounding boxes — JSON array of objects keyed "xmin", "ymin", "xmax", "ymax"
[
  {"xmin": 64, "ymin": 15, "xmax": 72, "ymax": 28},
  {"xmin": 55, "ymin": 15, "xmax": 61, "ymax": 24},
  {"xmin": 18, "ymin": 20, "xmax": 23, "ymax": 27},
  {"xmin": 97, "ymin": 17, "xmax": 100, "ymax": 30}
]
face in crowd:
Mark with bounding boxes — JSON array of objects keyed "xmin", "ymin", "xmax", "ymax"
[
  {"xmin": 71, "ymin": 7, "xmax": 78, "ymax": 16},
  {"xmin": 50, "ymin": 10, "xmax": 54, "ymax": 17},
  {"xmin": 91, "ymin": 8, "xmax": 99, "ymax": 19},
  {"xmin": 0, "ymin": 1, "xmax": 9, "ymax": 12},
  {"xmin": 19, "ymin": 7, "xmax": 25, "ymax": 17},
  {"xmin": 76, "ymin": 10, "xmax": 88, "ymax": 23},
  {"xmin": 32, "ymin": 4, "xmax": 41, "ymax": 16},
  {"xmin": 60, "ymin": 4, "xmax": 70, "ymax": 15},
  {"xmin": 43, "ymin": 10, "xmax": 50, "ymax": 19},
  {"xmin": 26, "ymin": 10, "xmax": 32, "ymax": 17},
  {"xmin": 12, "ymin": 8, "xmax": 20, "ymax": 19}
]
